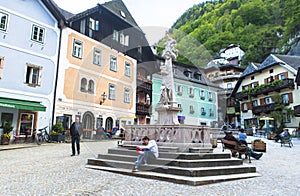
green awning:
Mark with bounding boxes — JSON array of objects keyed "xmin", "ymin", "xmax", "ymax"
[{"xmin": 0, "ymin": 97, "xmax": 46, "ymax": 112}]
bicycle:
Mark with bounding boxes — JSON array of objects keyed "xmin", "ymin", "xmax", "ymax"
[{"xmin": 36, "ymin": 126, "xmax": 51, "ymax": 145}]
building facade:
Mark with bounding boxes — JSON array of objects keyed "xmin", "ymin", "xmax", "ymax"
[
  {"xmin": 65, "ymin": 0, "xmax": 156, "ymax": 125},
  {"xmin": 54, "ymin": 27, "xmax": 136, "ymax": 138},
  {"xmin": 0, "ymin": 0, "xmax": 62, "ymax": 138},
  {"xmin": 233, "ymin": 54, "xmax": 300, "ymax": 131}
]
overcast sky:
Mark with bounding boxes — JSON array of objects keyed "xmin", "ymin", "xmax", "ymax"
[{"xmin": 53, "ymin": 0, "xmax": 205, "ymax": 44}]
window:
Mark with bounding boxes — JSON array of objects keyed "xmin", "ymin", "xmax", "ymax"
[
  {"xmin": 200, "ymin": 90, "xmax": 205, "ymax": 99},
  {"xmin": 80, "ymin": 19, "xmax": 86, "ymax": 34},
  {"xmin": 251, "ymin": 76, "xmax": 255, "ymax": 80},
  {"xmin": 243, "ymin": 85, "xmax": 249, "ymax": 90},
  {"xmin": 72, "ymin": 39, "xmax": 83, "ymax": 59},
  {"xmin": 110, "ymin": 56, "xmax": 117, "ymax": 71},
  {"xmin": 25, "ymin": 63, "xmax": 42, "ymax": 86},
  {"xmin": 278, "ymin": 73, "xmax": 286, "ymax": 80},
  {"xmin": 265, "ymin": 97, "xmax": 274, "ymax": 104},
  {"xmin": 125, "ymin": 61, "xmax": 131, "ymax": 77},
  {"xmin": 176, "ymin": 84, "xmax": 183, "ymax": 95},
  {"xmin": 209, "ymin": 108, "xmax": 214, "ymax": 116},
  {"xmin": 146, "ymin": 94, "xmax": 151, "ymax": 105},
  {"xmin": 208, "ymin": 92, "xmax": 213, "ymax": 101},
  {"xmin": 0, "ymin": 12, "xmax": 8, "ymax": 32},
  {"xmin": 31, "ymin": 24, "xmax": 45, "ymax": 44},
  {"xmin": 251, "ymin": 82, "xmax": 258, "ymax": 88},
  {"xmin": 120, "ymin": 33, "xmax": 125, "ymax": 45},
  {"xmin": 88, "ymin": 80, "xmax": 94, "ymax": 94},
  {"xmin": 124, "ymin": 88, "xmax": 130, "ymax": 103},
  {"xmin": 269, "ymin": 69, "xmax": 273, "ymax": 73},
  {"xmin": 243, "ymin": 103, "xmax": 248, "ymax": 111},
  {"xmin": 109, "ymin": 84, "xmax": 116, "ymax": 100},
  {"xmin": 252, "ymin": 100, "xmax": 258, "ymax": 107},
  {"xmin": 138, "ymin": 46, "xmax": 142, "ymax": 54},
  {"xmin": 124, "ymin": 35, "xmax": 129, "ymax": 46},
  {"xmin": 113, "ymin": 30, "xmax": 119, "ymax": 41},
  {"xmin": 189, "ymin": 105, "xmax": 194, "ymax": 113},
  {"xmin": 227, "ymin": 83, "xmax": 233, "ymax": 90},
  {"xmin": 188, "ymin": 87, "xmax": 194, "ymax": 97},
  {"xmin": 80, "ymin": 78, "xmax": 87, "ymax": 92},
  {"xmin": 93, "ymin": 48, "xmax": 102, "ymax": 65},
  {"xmin": 201, "ymin": 107, "xmax": 206, "ymax": 115},
  {"xmin": 89, "ymin": 18, "xmax": 99, "ymax": 31},
  {"xmin": 282, "ymin": 93, "xmax": 293, "ymax": 104},
  {"xmin": 178, "ymin": 103, "xmax": 182, "ymax": 108}
]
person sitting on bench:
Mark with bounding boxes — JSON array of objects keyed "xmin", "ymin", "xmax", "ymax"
[{"xmin": 224, "ymin": 131, "xmax": 263, "ymax": 160}]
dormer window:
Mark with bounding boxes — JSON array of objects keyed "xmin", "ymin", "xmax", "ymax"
[
  {"xmin": 184, "ymin": 69, "xmax": 192, "ymax": 78},
  {"xmin": 194, "ymin": 71, "xmax": 202, "ymax": 80},
  {"xmin": 120, "ymin": 10, "xmax": 126, "ymax": 18}
]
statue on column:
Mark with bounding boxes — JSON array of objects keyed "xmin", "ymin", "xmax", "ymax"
[{"xmin": 159, "ymin": 33, "xmax": 178, "ymax": 106}]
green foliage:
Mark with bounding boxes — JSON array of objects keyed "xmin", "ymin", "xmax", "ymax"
[
  {"xmin": 161, "ymin": 0, "xmax": 298, "ymax": 67},
  {"xmin": 3, "ymin": 124, "xmax": 13, "ymax": 134},
  {"xmin": 52, "ymin": 122, "xmax": 64, "ymax": 134}
]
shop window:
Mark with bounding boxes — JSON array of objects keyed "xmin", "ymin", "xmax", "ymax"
[
  {"xmin": 0, "ymin": 113, "xmax": 13, "ymax": 128},
  {"xmin": 20, "ymin": 113, "xmax": 35, "ymax": 136}
]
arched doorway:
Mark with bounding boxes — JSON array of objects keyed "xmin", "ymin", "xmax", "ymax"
[
  {"xmin": 105, "ymin": 117, "xmax": 113, "ymax": 132},
  {"xmin": 82, "ymin": 111, "xmax": 95, "ymax": 139}
]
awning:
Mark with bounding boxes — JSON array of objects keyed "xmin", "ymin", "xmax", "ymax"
[{"xmin": 0, "ymin": 97, "xmax": 46, "ymax": 112}]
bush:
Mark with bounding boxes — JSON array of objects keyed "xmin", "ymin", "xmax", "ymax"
[{"xmin": 52, "ymin": 122, "xmax": 64, "ymax": 134}]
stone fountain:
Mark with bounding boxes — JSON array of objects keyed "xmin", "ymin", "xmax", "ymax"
[{"xmin": 124, "ymin": 34, "xmax": 212, "ymax": 152}]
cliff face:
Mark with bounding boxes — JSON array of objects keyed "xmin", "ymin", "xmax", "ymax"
[{"xmin": 288, "ymin": 41, "xmax": 300, "ymax": 56}]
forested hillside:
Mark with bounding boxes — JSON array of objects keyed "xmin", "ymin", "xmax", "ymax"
[{"xmin": 157, "ymin": 0, "xmax": 300, "ymax": 67}]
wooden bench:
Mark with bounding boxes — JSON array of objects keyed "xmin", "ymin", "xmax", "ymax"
[
  {"xmin": 281, "ymin": 136, "xmax": 293, "ymax": 148},
  {"xmin": 221, "ymin": 139, "xmax": 251, "ymax": 163}
]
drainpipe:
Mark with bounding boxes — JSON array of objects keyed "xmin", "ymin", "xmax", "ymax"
[{"xmin": 52, "ymin": 20, "xmax": 63, "ymax": 126}]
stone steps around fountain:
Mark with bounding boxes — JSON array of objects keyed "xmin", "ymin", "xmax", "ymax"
[
  {"xmin": 85, "ymin": 165, "xmax": 260, "ymax": 186},
  {"xmin": 108, "ymin": 147, "xmax": 229, "ymax": 159},
  {"xmin": 87, "ymin": 158, "xmax": 256, "ymax": 177},
  {"xmin": 96, "ymin": 153, "xmax": 243, "ymax": 167}
]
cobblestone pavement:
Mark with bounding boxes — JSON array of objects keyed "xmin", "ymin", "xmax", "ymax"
[{"xmin": 0, "ymin": 137, "xmax": 300, "ymax": 196}]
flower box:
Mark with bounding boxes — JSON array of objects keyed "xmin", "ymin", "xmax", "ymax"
[
  {"xmin": 50, "ymin": 134, "xmax": 65, "ymax": 143},
  {"xmin": 251, "ymin": 141, "xmax": 266, "ymax": 152}
]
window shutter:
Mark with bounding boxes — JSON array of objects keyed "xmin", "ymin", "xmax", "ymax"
[
  {"xmin": 288, "ymin": 93, "xmax": 293, "ymax": 103},
  {"xmin": 260, "ymin": 98, "xmax": 265, "ymax": 105},
  {"xmin": 275, "ymin": 75, "xmax": 279, "ymax": 80},
  {"xmin": 284, "ymin": 72, "xmax": 288, "ymax": 78},
  {"xmin": 247, "ymin": 102, "xmax": 252, "ymax": 110},
  {"xmin": 241, "ymin": 104, "xmax": 245, "ymax": 112},
  {"xmin": 38, "ymin": 67, "xmax": 42, "ymax": 86},
  {"xmin": 264, "ymin": 78, "xmax": 268, "ymax": 84}
]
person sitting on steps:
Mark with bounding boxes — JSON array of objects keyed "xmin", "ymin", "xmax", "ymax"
[{"xmin": 132, "ymin": 136, "xmax": 159, "ymax": 172}]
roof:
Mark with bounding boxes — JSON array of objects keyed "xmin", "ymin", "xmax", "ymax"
[
  {"xmin": 68, "ymin": 0, "xmax": 142, "ymax": 31},
  {"xmin": 102, "ymin": 0, "xmax": 141, "ymax": 30},
  {"xmin": 42, "ymin": 0, "xmax": 68, "ymax": 27}
]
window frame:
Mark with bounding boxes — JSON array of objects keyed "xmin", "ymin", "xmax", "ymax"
[
  {"xmin": 31, "ymin": 24, "xmax": 45, "ymax": 44},
  {"xmin": 72, "ymin": 39, "xmax": 83, "ymax": 59},
  {"xmin": 109, "ymin": 83, "xmax": 116, "ymax": 100},
  {"xmin": 93, "ymin": 48, "xmax": 102, "ymax": 66},
  {"xmin": 124, "ymin": 61, "xmax": 131, "ymax": 77},
  {"xmin": 88, "ymin": 80, "xmax": 94, "ymax": 94},
  {"xmin": 80, "ymin": 78, "xmax": 87, "ymax": 92},
  {"xmin": 110, "ymin": 55, "xmax": 117, "ymax": 72},
  {"xmin": 25, "ymin": 63, "xmax": 42, "ymax": 87},
  {"xmin": 124, "ymin": 88, "xmax": 130, "ymax": 103},
  {"xmin": 0, "ymin": 12, "xmax": 8, "ymax": 32}
]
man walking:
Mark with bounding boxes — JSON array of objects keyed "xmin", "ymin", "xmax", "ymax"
[{"xmin": 70, "ymin": 117, "xmax": 83, "ymax": 156}]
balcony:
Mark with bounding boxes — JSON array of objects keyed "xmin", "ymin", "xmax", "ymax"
[
  {"xmin": 294, "ymin": 105, "xmax": 300, "ymax": 117},
  {"xmin": 136, "ymin": 102, "xmax": 151, "ymax": 115},
  {"xmin": 235, "ymin": 79, "xmax": 295, "ymax": 100},
  {"xmin": 252, "ymin": 103, "xmax": 274, "ymax": 115}
]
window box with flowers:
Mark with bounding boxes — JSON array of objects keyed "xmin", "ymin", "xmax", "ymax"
[{"xmin": 1, "ymin": 124, "xmax": 13, "ymax": 145}]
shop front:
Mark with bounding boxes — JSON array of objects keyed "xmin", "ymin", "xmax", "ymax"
[{"xmin": 0, "ymin": 97, "xmax": 46, "ymax": 138}]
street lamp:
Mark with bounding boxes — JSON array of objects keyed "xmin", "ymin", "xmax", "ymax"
[{"xmin": 100, "ymin": 92, "xmax": 107, "ymax": 105}]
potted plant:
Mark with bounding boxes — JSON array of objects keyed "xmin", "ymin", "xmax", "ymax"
[
  {"xmin": 1, "ymin": 124, "xmax": 13, "ymax": 145},
  {"xmin": 50, "ymin": 122, "xmax": 65, "ymax": 142}
]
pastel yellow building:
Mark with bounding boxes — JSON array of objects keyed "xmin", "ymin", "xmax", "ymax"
[{"xmin": 55, "ymin": 28, "xmax": 136, "ymax": 138}]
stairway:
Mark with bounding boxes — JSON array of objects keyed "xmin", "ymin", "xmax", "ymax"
[{"xmin": 86, "ymin": 145, "xmax": 260, "ymax": 186}]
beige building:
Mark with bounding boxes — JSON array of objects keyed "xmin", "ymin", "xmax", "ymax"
[
  {"xmin": 54, "ymin": 28, "xmax": 136, "ymax": 138},
  {"xmin": 232, "ymin": 54, "xmax": 300, "ymax": 132}
]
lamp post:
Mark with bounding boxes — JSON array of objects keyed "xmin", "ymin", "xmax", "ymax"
[{"xmin": 100, "ymin": 92, "xmax": 107, "ymax": 105}]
